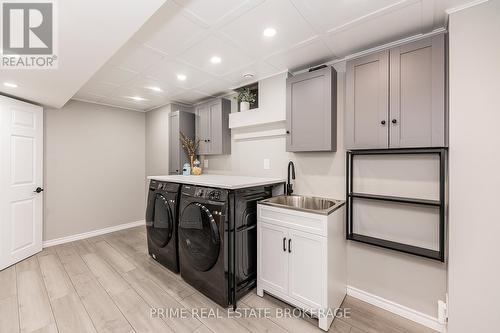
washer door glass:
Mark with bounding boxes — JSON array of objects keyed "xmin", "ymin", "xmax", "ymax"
[
  {"xmin": 179, "ymin": 202, "xmax": 220, "ymax": 272},
  {"xmin": 147, "ymin": 194, "xmax": 173, "ymax": 248}
]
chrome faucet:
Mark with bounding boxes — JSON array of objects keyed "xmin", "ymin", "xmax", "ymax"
[{"xmin": 287, "ymin": 161, "xmax": 295, "ymax": 196}]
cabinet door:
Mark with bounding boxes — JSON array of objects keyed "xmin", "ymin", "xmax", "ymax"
[
  {"xmin": 286, "ymin": 67, "xmax": 336, "ymax": 152},
  {"xmin": 169, "ymin": 112, "xmax": 180, "ymax": 174},
  {"xmin": 389, "ymin": 34, "xmax": 446, "ymax": 147},
  {"xmin": 288, "ymin": 229, "xmax": 326, "ymax": 309},
  {"xmin": 196, "ymin": 104, "xmax": 210, "ymax": 155},
  {"xmin": 346, "ymin": 51, "xmax": 389, "ymax": 149},
  {"xmin": 258, "ymin": 223, "xmax": 289, "ymax": 294},
  {"xmin": 208, "ymin": 101, "xmax": 222, "ymax": 154}
]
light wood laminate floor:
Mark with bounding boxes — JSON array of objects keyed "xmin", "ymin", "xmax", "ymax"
[{"xmin": 0, "ymin": 226, "xmax": 436, "ymax": 333}]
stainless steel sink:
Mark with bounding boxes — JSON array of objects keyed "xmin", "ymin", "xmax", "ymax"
[{"xmin": 259, "ymin": 195, "xmax": 344, "ymax": 215}]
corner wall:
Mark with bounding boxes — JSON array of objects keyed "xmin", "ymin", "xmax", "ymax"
[
  {"xmin": 448, "ymin": 1, "xmax": 500, "ymax": 331},
  {"xmin": 43, "ymin": 100, "xmax": 146, "ymax": 241}
]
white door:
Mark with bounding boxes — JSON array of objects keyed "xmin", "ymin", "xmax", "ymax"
[
  {"xmin": 258, "ymin": 222, "xmax": 289, "ymax": 294},
  {"xmin": 288, "ymin": 229, "xmax": 326, "ymax": 309},
  {"xmin": 0, "ymin": 96, "xmax": 43, "ymax": 270}
]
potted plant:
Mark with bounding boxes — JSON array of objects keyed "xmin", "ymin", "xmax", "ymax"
[
  {"xmin": 180, "ymin": 132, "xmax": 200, "ymax": 172},
  {"xmin": 234, "ymin": 87, "xmax": 256, "ymax": 112}
]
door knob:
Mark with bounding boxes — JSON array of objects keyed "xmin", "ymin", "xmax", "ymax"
[
  {"xmin": 392, "ymin": 119, "xmax": 397, "ymax": 124},
  {"xmin": 381, "ymin": 120, "xmax": 386, "ymax": 125},
  {"xmin": 34, "ymin": 187, "xmax": 44, "ymax": 193}
]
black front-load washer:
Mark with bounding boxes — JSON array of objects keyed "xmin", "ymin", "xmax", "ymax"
[
  {"xmin": 145, "ymin": 180, "xmax": 181, "ymax": 273},
  {"xmin": 178, "ymin": 184, "xmax": 276, "ymax": 308}
]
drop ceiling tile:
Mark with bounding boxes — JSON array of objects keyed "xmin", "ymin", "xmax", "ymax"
[
  {"xmin": 174, "ymin": 0, "xmax": 250, "ymax": 26},
  {"xmin": 137, "ymin": 2, "xmax": 208, "ymax": 57},
  {"xmin": 170, "ymin": 90, "xmax": 213, "ymax": 104},
  {"xmin": 220, "ymin": 0, "xmax": 316, "ymax": 58},
  {"xmin": 126, "ymin": 75, "xmax": 185, "ymax": 97},
  {"xmin": 289, "ymin": 0, "xmax": 405, "ymax": 32},
  {"xmin": 93, "ymin": 66, "xmax": 139, "ymax": 86},
  {"xmin": 178, "ymin": 35, "xmax": 254, "ymax": 76},
  {"xmin": 326, "ymin": 1, "xmax": 424, "ymax": 57},
  {"xmin": 145, "ymin": 59, "xmax": 214, "ymax": 90},
  {"xmin": 109, "ymin": 43, "xmax": 166, "ymax": 73},
  {"xmin": 222, "ymin": 61, "xmax": 279, "ymax": 87},
  {"xmin": 265, "ymin": 37, "xmax": 334, "ymax": 71},
  {"xmin": 79, "ymin": 80, "xmax": 119, "ymax": 97},
  {"xmin": 195, "ymin": 79, "xmax": 234, "ymax": 96}
]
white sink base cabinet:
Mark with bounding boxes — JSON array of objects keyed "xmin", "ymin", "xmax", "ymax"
[{"xmin": 257, "ymin": 203, "xmax": 346, "ymax": 331}]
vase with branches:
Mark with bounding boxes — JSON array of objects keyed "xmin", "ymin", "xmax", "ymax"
[{"xmin": 180, "ymin": 132, "xmax": 200, "ymax": 169}]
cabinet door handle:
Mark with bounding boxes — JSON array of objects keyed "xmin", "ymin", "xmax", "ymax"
[
  {"xmin": 392, "ymin": 119, "xmax": 397, "ymax": 124},
  {"xmin": 286, "ymin": 130, "xmax": 290, "ymax": 134},
  {"xmin": 283, "ymin": 237, "xmax": 287, "ymax": 252},
  {"xmin": 207, "ymin": 139, "xmax": 211, "ymax": 142},
  {"xmin": 380, "ymin": 120, "xmax": 386, "ymax": 125},
  {"xmin": 288, "ymin": 239, "xmax": 292, "ymax": 253}
]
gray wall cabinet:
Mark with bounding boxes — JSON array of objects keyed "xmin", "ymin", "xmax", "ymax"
[
  {"xmin": 345, "ymin": 33, "xmax": 447, "ymax": 149},
  {"xmin": 169, "ymin": 108, "xmax": 195, "ymax": 175},
  {"xmin": 346, "ymin": 51, "xmax": 390, "ymax": 149},
  {"xmin": 286, "ymin": 66, "xmax": 337, "ymax": 152},
  {"xmin": 195, "ymin": 98, "xmax": 231, "ymax": 155}
]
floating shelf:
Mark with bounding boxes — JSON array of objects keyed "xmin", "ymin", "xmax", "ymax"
[
  {"xmin": 229, "ymin": 108, "xmax": 285, "ymax": 129},
  {"xmin": 348, "ymin": 193, "xmax": 441, "ymax": 207},
  {"xmin": 348, "ymin": 234, "xmax": 442, "ymax": 261}
]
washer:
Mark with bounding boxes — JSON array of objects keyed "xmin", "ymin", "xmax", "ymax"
[
  {"xmin": 178, "ymin": 184, "xmax": 275, "ymax": 308},
  {"xmin": 145, "ymin": 180, "xmax": 181, "ymax": 273}
]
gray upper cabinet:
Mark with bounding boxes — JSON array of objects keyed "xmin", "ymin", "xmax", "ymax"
[
  {"xmin": 286, "ymin": 66, "xmax": 337, "ymax": 152},
  {"xmin": 195, "ymin": 98, "xmax": 231, "ymax": 155},
  {"xmin": 346, "ymin": 51, "xmax": 389, "ymax": 149},
  {"xmin": 169, "ymin": 107, "xmax": 195, "ymax": 175},
  {"xmin": 389, "ymin": 34, "xmax": 446, "ymax": 148},
  {"xmin": 345, "ymin": 33, "xmax": 447, "ymax": 150}
]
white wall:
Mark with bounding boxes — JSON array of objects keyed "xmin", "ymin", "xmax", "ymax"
[
  {"xmin": 448, "ymin": 1, "xmax": 500, "ymax": 332},
  {"xmin": 203, "ymin": 67, "xmax": 446, "ymax": 317},
  {"xmin": 44, "ymin": 100, "xmax": 146, "ymax": 241}
]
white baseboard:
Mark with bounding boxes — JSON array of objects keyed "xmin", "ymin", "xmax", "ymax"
[
  {"xmin": 43, "ymin": 220, "xmax": 145, "ymax": 248},
  {"xmin": 346, "ymin": 285, "xmax": 445, "ymax": 332}
]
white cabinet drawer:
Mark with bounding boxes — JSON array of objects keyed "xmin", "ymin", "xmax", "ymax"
[{"xmin": 258, "ymin": 204, "xmax": 327, "ymax": 237}]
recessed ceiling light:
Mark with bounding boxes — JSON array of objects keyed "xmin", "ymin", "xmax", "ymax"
[
  {"xmin": 3, "ymin": 82, "xmax": 18, "ymax": 88},
  {"xmin": 243, "ymin": 73, "xmax": 254, "ymax": 79},
  {"xmin": 147, "ymin": 86, "xmax": 162, "ymax": 92},
  {"xmin": 210, "ymin": 56, "xmax": 222, "ymax": 64},
  {"xmin": 263, "ymin": 27, "xmax": 277, "ymax": 37},
  {"xmin": 128, "ymin": 96, "xmax": 146, "ymax": 101},
  {"xmin": 177, "ymin": 74, "xmax": 187, "ymax": 81}
]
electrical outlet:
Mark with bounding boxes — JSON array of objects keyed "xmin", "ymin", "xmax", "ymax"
[
  {"xmin": 438, "ymin": 299, "xmax": 448, "ymax": 324},
  {"xmin": 204, "ymin": 159, "xmax": 209, "ymax": 168},
  {"xmin": 263, "ymin": 158, "xmax": 270, "ymax": 170}
]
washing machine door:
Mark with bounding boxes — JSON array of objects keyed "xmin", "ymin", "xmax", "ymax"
[
  {"xmin": 147, "ymin": 194, "xmax": 174, "ymax": 248},
  {"xmin": 179, "ymin": 202, "xmax": 220, "ymax": 272}
]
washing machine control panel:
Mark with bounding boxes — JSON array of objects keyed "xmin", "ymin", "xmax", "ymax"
[{"xmin": 192, "ymin": 187, "xmax": 226, "ymax": 202}]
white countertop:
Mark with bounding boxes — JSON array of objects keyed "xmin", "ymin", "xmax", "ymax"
[{"xmin": 147, "ymin": 174, "xmax": 286, "ymax": 190}]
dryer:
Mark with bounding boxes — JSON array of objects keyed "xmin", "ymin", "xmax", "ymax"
[
  {"xmin": 145, "ymin": 180, "xmax": 181, "ymax": 273},
  {"xmin": 178, "ymin": 184, "xmax": 275, "ymax": 308}
]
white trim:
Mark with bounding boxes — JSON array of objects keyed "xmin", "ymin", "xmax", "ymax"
[
  {"xmin": 446, "ymin": 0, "xmax": 489, "ymax": 14},
  {"xmin": 43, "ymin": 220, "xmax": 145, "ymax": 248},
  {"xmin": 346, "ymin": 286, "xmax": 445, "ymax": 332}
]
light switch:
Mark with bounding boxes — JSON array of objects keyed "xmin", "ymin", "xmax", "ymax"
[
  {"xmin": 263, "ymin": 158, "xmax": 270, "ymax": 170},
  {"xmin": 204, "ymin": 159, "xmax": 209, "ymax": 168}
]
